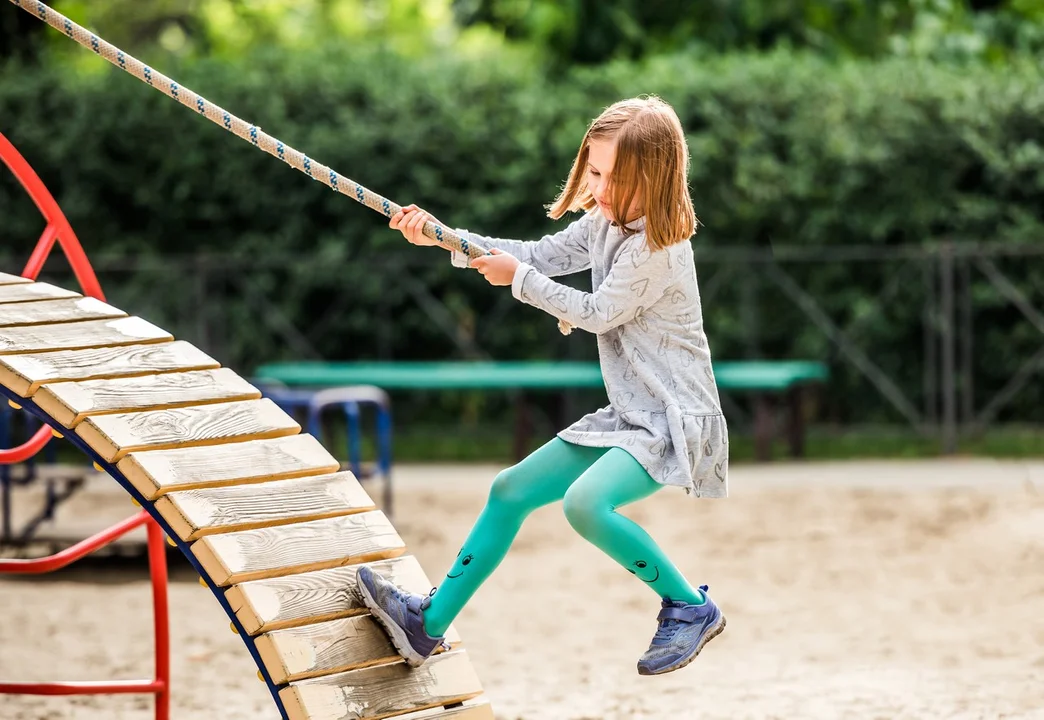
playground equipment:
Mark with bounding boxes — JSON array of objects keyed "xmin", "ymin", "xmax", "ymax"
[
  {"xmin": 0, "ymin": 130, "xmax": 493, "ymax": 718},
  {"xmin": 0, "ymin": 129, "xmax": 173, "ymax": 716}
]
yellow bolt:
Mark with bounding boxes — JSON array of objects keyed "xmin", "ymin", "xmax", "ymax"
[
  {"xmin": 230, "ymin": 622, "xmax": 239, "ymax": 635},
  {"xmin": 51, "ymin": 429, "xmax": 63, "ymax": 439},
  {"xmin": 166, "ymin": 536, "xmax": 176, "ymax": 547},
  {"xmin": 131, "ymin": 498, "xmax": 140, "ymax": 507},
  {"xmin": 93, "ymin": 462, "xmax": 104, "ymax": 472},
  {"xmin": 199, "ymin": 576, "xmax": 208, "ymax": 587},
  {"xmin": 8, "ymin": 400, "xmax": 21, "ymax": 410},
  {"xmin": 257, "ymin": 670, "xmax": 265, "ymax": 682}
]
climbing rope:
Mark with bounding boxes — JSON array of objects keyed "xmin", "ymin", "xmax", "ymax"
[
  {"xmin": 7, "ymin": 0, "xmax": 584, "ymax": 334},
  {"xmin": 6, "ymin": 0, "xmax": 487, "ymax": 260}
]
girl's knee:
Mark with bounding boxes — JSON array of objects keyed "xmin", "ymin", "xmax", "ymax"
[
  {"xmin": 487, "ymin": 464, "xmax": 534, "ymax": 512},
  {"xmin": 562, "ymin": 485, "xmax": 607, "ymax": 537}
]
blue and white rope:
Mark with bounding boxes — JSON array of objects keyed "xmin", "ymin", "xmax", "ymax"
[{"xmin": 7, "ymin": 0, "xmax": 490, "ymax": 261}]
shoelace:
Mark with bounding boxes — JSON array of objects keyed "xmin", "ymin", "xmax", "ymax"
[
  {"xmin": 652, "ymin": 591, "xmax": 705, "ymax": 643},
  {"xmin": 653, "ymin": 617, "xmax": 682, "ymax": 643}
]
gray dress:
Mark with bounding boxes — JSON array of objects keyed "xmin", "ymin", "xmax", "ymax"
[{"xmin": 452, "ymin": 209, "xmax": 729, "ymax": 499}]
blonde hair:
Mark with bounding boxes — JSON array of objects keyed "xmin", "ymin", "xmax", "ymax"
[{"xmin": 548, "ymin": 95, "xmax": 697, "ymax": 250}]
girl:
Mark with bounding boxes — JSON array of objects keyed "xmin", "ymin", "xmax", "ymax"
[{"xmin": 358, "ymin": 95, "xmax": 729, "ymax": 676}]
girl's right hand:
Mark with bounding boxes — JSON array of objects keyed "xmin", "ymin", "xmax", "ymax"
[{"xmin": 390, "ymin": 204, "xmax": 444, "ymax": 247}]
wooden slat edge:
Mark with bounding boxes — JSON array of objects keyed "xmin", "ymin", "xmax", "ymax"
[
  {"xmin": 225, "ymin": 555, "xmax": 433, "ymax": 636},
  {"xmin": 116, "ymin": 434, "xmax": 340, "ymax": 501},
  {"xmin": 33, "ymin": 368, "xmax": 263, "ymax": 428},
  {"xmin": 279, "ymin": 650, "xmax": 484, "ymax": 720},
  {"xmin": 154, "ymin": 471, "xmax": 374, "ymax": 541},
  {"xmin": 1, "ymin": 339, "xmax": 220, "ymax": 397},
  {"xmin": 396, "ymin": 699, "xmax": 495, "ymax": 720},
  {"xmin": 255, "ymin": 615, "xmax": 463, "ymax": 685},
  {"xmin": 191, "ymin": 511, "xmax": 405, "ymax": 586},
  {"xmin": 76, "ymin": 398, "xmax": 301, "ymax": 462},
  {"xmin": 0, "ymin": 273, "xmax": 31, "ymax": 286},
  {"xmin": 0, "ymin": 360, "xmax": 32, "ymax": 396}
]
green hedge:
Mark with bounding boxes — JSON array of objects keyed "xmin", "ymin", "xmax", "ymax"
[{"xmin": 1, "ymin": 46, "xmax": 1042, "ymax": 428}]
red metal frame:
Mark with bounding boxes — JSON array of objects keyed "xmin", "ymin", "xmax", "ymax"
[{"xmin": 0, "ymin": 130, "xmax": 170, "ymax": 720}]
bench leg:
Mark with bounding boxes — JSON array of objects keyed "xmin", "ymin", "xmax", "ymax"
[
  {"xmin": 753, "ymin": 394, "xmax": 773, "ymax": 462},
  {"xmin": 787, "ymin": 386, "xmax": 806, "ymax": 458},
  {"xmin": 513, "ymin": 392, "xmax": 531, "ymax": 462}
]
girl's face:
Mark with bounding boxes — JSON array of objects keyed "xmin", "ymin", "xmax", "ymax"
[{"xmin": 587, "ymin": 138, "xmax": 641, "ymax": 224}]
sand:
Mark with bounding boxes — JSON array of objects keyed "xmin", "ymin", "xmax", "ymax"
[{"xmin": 2, "ymin": 458, "xmax": 1043, "ymax": 719}]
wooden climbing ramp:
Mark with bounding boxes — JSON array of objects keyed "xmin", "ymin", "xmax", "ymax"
[{"xmin": 0, "ymin": 271, "xmax": 494, "ymax": 720}]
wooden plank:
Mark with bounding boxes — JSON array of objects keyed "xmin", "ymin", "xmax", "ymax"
[
  {"xmin": 155, "ymin": 470, "xmax": 374, "ymax": 541},
  {"xmin": 226, "ymin": 556, "xmax": 433, "ymax": 635},
  {"xmin": 280, "ymin": 650, "xmax": 484, "ymax": 720},
  {"xmin": 257, "ymin": 615, "xmax": 462, "ymax": 685},
  {"xmin": 394, "ymin": 700, "xmax": 495, "ymax": 720},
  {"xmin": 191, "ymin": 511, "xmax": 404, "ymax": 586},
  {"xmin": 0, "ymin": 282, "xmax": 80, "ymax": 304},
  {"xmin": 0, "ymin": 296, "xmax": 126, "ymax": 328},
  {"xmin": 75, "ymin": 397, "xmax": 300, "ymax": 463},
  {"xmin": 34, "ymin": 368, "xmax": 261, "ymax": 427},
  {"xmin": 0, "ymin": 340, "xmax": 219, "ymax": 397},
  {"xmin": 0, "ymin": 317, "xmax": 171, "ymax": 356},
  {"xmin": 0, "ymin": 272, "xmax": 31, "ymax": 286},
  {"xmin": 117, "ymin": 434, "xmax": 339, "ymax": 501}
]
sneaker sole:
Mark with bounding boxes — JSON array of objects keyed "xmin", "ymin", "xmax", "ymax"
[
  {"xmin": 357, "ymin": 576, "xmax": 429, "ymax": 668},
  {"xmin": 637, "ymin": 612, "xmax": 727, "ymax": 676}
]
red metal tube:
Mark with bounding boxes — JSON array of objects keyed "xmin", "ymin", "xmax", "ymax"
[
  {"xmin": 25, "ymin": 223, "xmax": 59, "ymax": 278},
  {"xmin": 0, "ymin": 130, "xmax": 104, "ymax": 300},
  {"xmin": 0, "ymin": 680, "xmax": 165, "ymax": 696},
  {"xmin": 146, "ymin": 518, "xmax": 171, "ymax": 720},
  {"xmin": 0, "ymin": 130, "xmax": 169, "ymax": 719},
  {"xmin": 0, "ymin": 424, "xmax": 52, "ymax": 465},
  {"xmin": 0, "ymin": 511, "xmax": 149, "ymax": 573}
]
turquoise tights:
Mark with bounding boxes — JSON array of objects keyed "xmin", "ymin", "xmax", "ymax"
[{"xmin": 422, "ymin": 437, "xmax": 704, "ymax": 637}]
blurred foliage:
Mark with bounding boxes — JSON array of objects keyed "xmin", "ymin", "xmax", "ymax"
[
  {"xmin": 1, "ymin": 45, "xmax": 1042, "ymax": 431},
  {"xmin": 4, "ymin": 0, "xmax": 1043, "ymax": 68},
  {"xmin": 1, "ymin": 0, "xmax": 511, "ymax": 66},
  {"xmin": 452, "ymin": 0, "xmax": 1044, "ymax": 64}
]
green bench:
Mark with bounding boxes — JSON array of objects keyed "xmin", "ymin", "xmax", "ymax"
[{"xmin": 253, "ymin": 360, "xmax": 828, "ymax": 462}]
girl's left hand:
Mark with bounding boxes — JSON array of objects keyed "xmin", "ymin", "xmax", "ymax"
[{"xmin": 469, "ymin": 248, "xmax": 520, "ymax": 286}]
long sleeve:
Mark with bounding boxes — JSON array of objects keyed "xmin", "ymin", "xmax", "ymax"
[
  {"xmin": 511, "ymin": 234, "xmax": 676, "ymax": 335},
  {"xmin": 449, "ymin": 211, "xmax": 594, "ymax": 277}
]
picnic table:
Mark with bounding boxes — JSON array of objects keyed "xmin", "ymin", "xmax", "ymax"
[{"xmin": 253, "ymin": 360, "xmax": 828, "ymax": 462}]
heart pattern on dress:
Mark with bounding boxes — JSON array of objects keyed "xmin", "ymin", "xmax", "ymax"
[
  {"xmin": 624, "ymin": 362, "xmax": 637, "ymax": 382},
  {"xmin": 547, "ymin": 290, "xmax": 569, "ymax": 313},
  {"xmin": 549, "ymin": 254, "xmax": 572, "ymax": 272},
  {"xmin": 634, "ymin": 309, "xmax": 649, "ymax": 332},
  {"xmin": 651, "ymin": 438, "xmax": 667, "ymax": 457},
  {"xmin": 580, "ymin": 298, "xmax": 595, "ymax": 320},
  {"xmin": 657, "ymin": 332, "xmax": 671, "ymax": 356},
  {"xmin": 605, "ymin": 304, "xmax": 625, "ymax": 324}
]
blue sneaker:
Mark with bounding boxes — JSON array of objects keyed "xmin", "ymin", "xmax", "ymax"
[
  {"xmin": 356, "ymin": 565, "xmax": 448, "ymax": 667},
  {"xmin": 637, "ymin": 585, "xmax": 726, "ymax": 675}
]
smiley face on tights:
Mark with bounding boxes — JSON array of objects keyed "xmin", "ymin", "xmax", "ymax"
[
  {"xmin": 446, "ymin": 549, "xmax": 474, "ymax": 579},
  {"xmin": 628, "ymin": 560, "xmax": 659, "ymax": 583}
]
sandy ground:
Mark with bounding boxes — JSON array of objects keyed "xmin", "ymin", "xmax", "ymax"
[{"xmin": 2, "ymin": 458, "xmax": 1044, "ymax": 720}]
